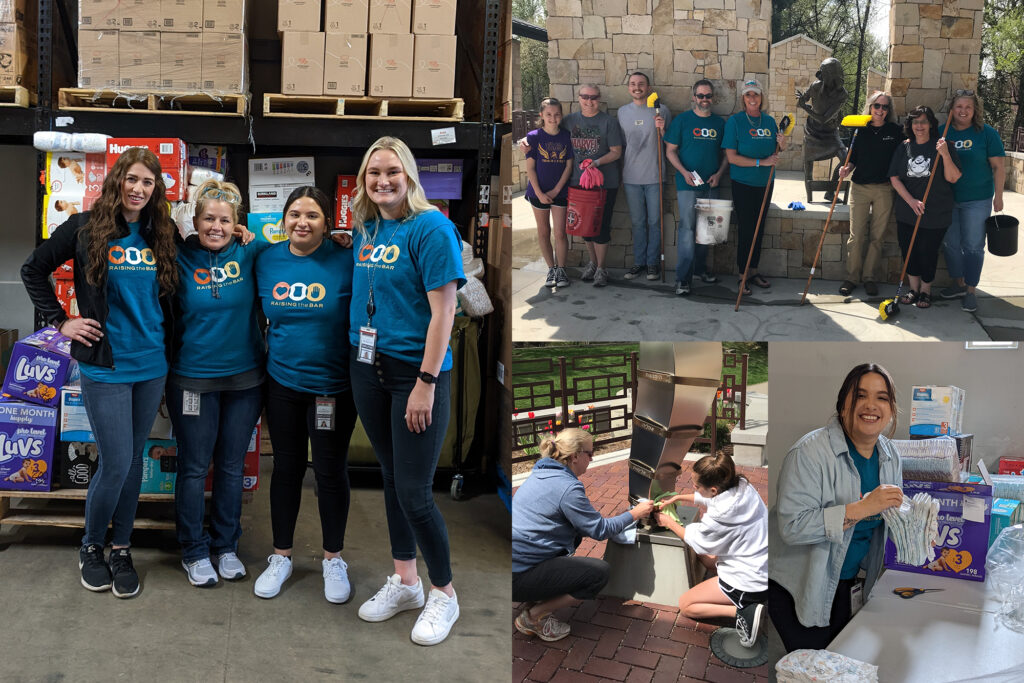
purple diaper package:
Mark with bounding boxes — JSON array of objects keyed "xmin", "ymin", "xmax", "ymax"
[
  {"xmin": 884, "ymin": 479, "xmax": 992, "ymax": 582},
  {"xmin": 1, "ymin": 327, "xmax": 79, "ymax": 408},
  {"xmin": 0, "ymin": 398, "xmax": 58, "ymax": 491}
]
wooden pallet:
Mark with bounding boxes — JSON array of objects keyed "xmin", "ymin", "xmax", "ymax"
[
  {"xmin": 0, "ymin": 85, "xmax": 36, "ymax": 108},
  {"xmin": 263, "ymin": 93, "xmax": 464, "ymax": 122},
  {"xmin": 57, "ymin": 88, "xmax": 249, "ymax": 116}
]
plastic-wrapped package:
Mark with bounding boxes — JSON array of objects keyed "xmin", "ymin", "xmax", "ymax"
[
  {"xmin": 172, "ymin": 200, "xmax": 197, "ymax": 239},
  {"xmin": 464, "ymin": 257, "xmax": 484, "ymax": 280},
  {"xmin": 776, "ymin": 649, "xmax": 879, "ymax": 683},
  {"xmin": 986, "ymin": 524, "xmax": 1024, "ymax": 633},
  {"xmin": 71, "ymin": 133, "xmax": 110, "ymax": 153},
  {"xmin": 988, "ymin": 475, "xmax": 1024, "ymax": 504},
  {"xmin": 456, "ymin": 276, "xmax": 493, "ymax": 317},
  {"xmin": 892, "ymin": 438, "xmax": 960, "ymax": 482},
  {"xmin": 34, "ymin": 131, "xmax": 75, "ymax": 152},
  {"xmin": 881, "ymin": 492, "xmax": 940, "ymax": 566}
]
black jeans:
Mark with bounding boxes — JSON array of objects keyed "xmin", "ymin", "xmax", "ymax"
[
  {"xmin": 732, "ymin": 180, "xmax": 774, "ymax": 271},
  {"xmin": 350, "ymin": 349, "xmax": 453, "ymax": 587},
  {"xmin": 768, "ymin": 578, "xmax": 855, "ymax": 653},
  {"xmin": 897, "ymin": 222, "xmax": 948, "ymax": 283},
  {"xmin": 264, "ymin": 376, "xmax": 357, "ymax": 553},
  {"xmin": 513, "ymin": 555, "xmax": 611, "ymax": 603}
]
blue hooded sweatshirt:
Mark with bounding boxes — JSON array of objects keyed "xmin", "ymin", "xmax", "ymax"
[{"xmin": 512, "ymin": 458, "xmax": 634, "ymax": 573}]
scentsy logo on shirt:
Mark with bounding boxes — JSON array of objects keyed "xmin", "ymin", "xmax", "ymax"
[
  {"xmin": 358, "ymin": 243, "xmax": 401, "ymax": 268},
  {"xmin": 14, "ymin": 356, "xmax": 59, "ymax": 384},
  {"xmin": 271, "ymin": 281, "xmax": 326, "ymax": 306},
  {"xmin": 108, "ymin": 246, "xmax": 156, "ymax": 266},
  {"xmin": 0, "ymin": 433, "xmax": 45, "ymax": 463},
  {"xmin": 748, "ymin": 128, "xmax": 773, "ymax": 137},
  {"xmin": 954, "ymin": 140, "xmax": 973, "ymax": 150},
  {"xmin": 692, "ymin": 128, "xmax": 718, "ymax": 139},
  {"xmin": 193, "ymin": 261, "xmax": 241, "ymax": 285}
]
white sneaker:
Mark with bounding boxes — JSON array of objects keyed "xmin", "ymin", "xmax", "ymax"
[
  {"xmin": 215, "ymin": 552, "xmax": 246, "ymax": 580},
  {"xmin": 411, "ymin": 588, "xmax": 460, "ymax": 646},
  {"xmin": 182, "ymin": 558, "xmax": 218, "ymax": 587},
  {"xmin": 323, "ymin": 557, "xmax": 351, "ymax": 604},
  {"xmin": 358, "ymin": 574, "xmax": 425, "ymax": 622},
  {"xmin": 253, "ymin": 555, "xmax": 293, "ymax": 598}
]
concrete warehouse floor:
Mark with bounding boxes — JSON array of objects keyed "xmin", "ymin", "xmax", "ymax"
[{"xmin": 0, "ymin": 457, "xmax": 510, "ymax": 682}]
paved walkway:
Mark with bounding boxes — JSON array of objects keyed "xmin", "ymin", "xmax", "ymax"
[
  {"xmin": 513, "ymin": 175, "xmax": 1024, "ymax": 341},
  {"xmin": 513, "ymin": 459, "xmax": 772, "ymax": 683}
]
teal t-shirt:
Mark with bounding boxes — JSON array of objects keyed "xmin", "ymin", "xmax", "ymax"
[
  {"xmin": 349, "ymin": 210, "xmax": 466, "ymax": 370},
  {"xmin": 947, "ymin": 123, "xmax": 1005, "ymax": 202},
  {"xmin": 840, "ymin": 436, "xmax": 882, "ymax": 580},
  {"xmin": 255, "ymin": 239, "xmax": 353, "ymax": 394},
  {"xmin": 722, "ymin": 111, "xmax": 778, "ymax": 187},
  {"xmin": 173, "ymin": 239, "xmax": 269, "ymax": 378},
  {"xmin": 664, "ymin": 110, "xmax": 725, "ymax": 192},
  {"xmin": 79, "ymin": 221, "xmax": 167, "ymax": 383}
]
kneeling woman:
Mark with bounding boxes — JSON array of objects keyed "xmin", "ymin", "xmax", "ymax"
[
  {"xmin": 348, "ymin": 137, "xmax": 466, "ymax": 646},
  {"xmin": 513, "ymin": 429, "xmax": 654, "ymax": 642},
  {"xmin": 169, "ymin": 179, "xmax": 266, "ymax": 587},
  {"xmin": 768, "ymin": 363, "xmax": 904, "ymax": 652},
  {"xmin": 253, "ymin": 187, "xmax": 358, "ymax": 603},
  {"xmin": 654, "ymin": 453, "xmax": 768, "ymax": 647}
]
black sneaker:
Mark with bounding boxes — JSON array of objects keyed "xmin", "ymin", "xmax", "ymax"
[
  {"xmin": 108, "ymin": 547, "xmax": 140, "ymax": 598},
  {"xmin": 735, "ymin": 602, "xmax": 764, "ymax": 647},
  {"xmin": 79, "ymin": 544, "xmax": 112, "ymax": 592}
]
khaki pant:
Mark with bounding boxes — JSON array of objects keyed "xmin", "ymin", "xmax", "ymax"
[{"xmin": 845, "ymin": 182, "xmax": 894, "ymax": 283}]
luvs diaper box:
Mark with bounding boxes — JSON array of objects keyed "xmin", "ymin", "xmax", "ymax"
[
  {"xmin": 0, "ymin": 399, "xmax": 58, "ymax": 491},
  {"xmin": 1, "ymin": 328, "xmax": 78, "ymax": 408}
]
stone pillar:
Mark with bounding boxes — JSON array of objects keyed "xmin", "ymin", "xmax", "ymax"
[
  {"xmin": 886, "ymin": 0, "xmax": 982, "ymax": 117},
  {"xmin": 865, "ymin": 67, "xmax": 885, "ymax": 101}
]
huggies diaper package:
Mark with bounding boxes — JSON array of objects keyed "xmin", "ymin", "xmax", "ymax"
[
  {"xmin": 884, "ymin": 480, "xmax": 991, "ymax": 582},
  {"xmin": 0, "ymin": 399, "xmax": 58, "ymax": 492}
]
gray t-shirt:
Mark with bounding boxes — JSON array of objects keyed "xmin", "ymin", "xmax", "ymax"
[
  {"xmin": 618, "ymin": 101, "xmax": 673, "ymax": 185},
  {"xmin": 562, "ymin": 110, "xmax": 624, "ymax": 189}
]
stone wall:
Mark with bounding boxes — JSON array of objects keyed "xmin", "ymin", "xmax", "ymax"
[
  {"xmin": 1006, "ymin": 152, "xmax": 1024, "ymax": 195},
  {"xmin": 866, "ymin": 68, "xmax": 885, "ymax": 101},
  {"xmin": 886, "ymin": 0, "xmax": 982, "ymax": 117},
  {"xmin": 767, "ymin": 35, "xmax": 833, "ymax": 174}
]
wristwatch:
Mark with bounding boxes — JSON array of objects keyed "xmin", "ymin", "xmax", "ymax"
[{"xmin": 418, "ymin": 371, "xmax": 437, "ymax": 385}]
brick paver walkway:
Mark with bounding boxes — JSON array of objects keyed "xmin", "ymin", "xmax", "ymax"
[{"xmin": 513, "ymin": 458, "xmax": 772, "ymax": 683}]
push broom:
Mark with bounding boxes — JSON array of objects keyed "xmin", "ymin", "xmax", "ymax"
[
  {"xmin": 879, "ymin": 111, "xmax": 955, "ymax": 321},
  {"xmin": 800, "ymin": 114, "xmax": 872, "ymax": 305},
  {"xmin": 735, "ymin": 113, "xmax": 795, "ymax": 311},
  {"xmin": 648, "ymin": 91, "xmax": 666, "ymax": 282}
]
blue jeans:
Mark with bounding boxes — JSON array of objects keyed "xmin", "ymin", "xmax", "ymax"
[
  {"xmin": 675, "ymin": 189, "xmax": 715, "ymax": 283},
  {"xmin": 350, "ymin": 349, "xmax": 453, "ymax": 587},
  {"xmin": 942, "ymin": 197, "xmax": 992, "ymax": 287},
  {"xmin": 166, "ymin": 383, "xmax": 263, "ymax": 562},
  {"xmin": 623, "ymin": 182, "xmax": 662, "ymax": 267},
  {"xmin": 80, "ymin": 374, "xmax": 166, "ymax": 547}
]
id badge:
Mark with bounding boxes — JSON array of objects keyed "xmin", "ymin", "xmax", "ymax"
[
  {"xmin": 357, "ymin": 326, "xmax": 377, "ymax": 364},
  {"xmin": 850, "ymin": 578, "xmax": 865, "ymax": 616},
  {"xmin": 183, "ymin": 390, "xmax": 201, "ymax": 417},
  {"xmin": 315, "ymin": 396, "xmax": 335, "ymax": 431}
]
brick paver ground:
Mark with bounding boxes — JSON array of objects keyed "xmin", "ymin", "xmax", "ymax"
[{"xmin": 513, "ymin": 458, "xmax": 773, "ymax": 683}]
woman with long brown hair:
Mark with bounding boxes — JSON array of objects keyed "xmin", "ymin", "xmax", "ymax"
[{"xmin": 22, "ymin": 148, "xmax": 178, "ymax": 599}]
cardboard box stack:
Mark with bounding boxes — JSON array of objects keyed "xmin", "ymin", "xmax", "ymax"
[
  {"xmin": 76, "ymin": 0, "xmax": 248, "ymax": 93},
  {"xmin": 1, "ymin": 0, "xmax": 38, "ymax": 91},
  {"xmin": 248, "ymin": 156, "xmax": 315, "ymax": 241}
]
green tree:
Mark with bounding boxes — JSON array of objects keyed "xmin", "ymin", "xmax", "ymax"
[
  {"xmin": 513, "ymin": 0, "xmax": 548, "ymax": 111},
  {"xmin": 981, "ymin": 0, "xmax": 1024, "ymax": 142}
]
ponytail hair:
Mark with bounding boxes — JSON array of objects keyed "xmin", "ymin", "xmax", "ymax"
[
  {"xmin": 692, "ymin": 452, "xmax": 743, "ymax": 494},
  {"xmin": 539, "ymin": 428, "xmax": 590, "ymax": 465}
]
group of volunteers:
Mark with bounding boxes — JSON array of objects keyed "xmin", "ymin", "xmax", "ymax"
[
  {"xmin": 21, "ymin": 136, "xmax": 467, "ymax": 646},
  {"xmin": 511, "ymin": 430, "xmax": 768, "ymax": 648},
  {"xmin": 524, "ymin": 77, "xmax": 1006, "ymax": 310}
]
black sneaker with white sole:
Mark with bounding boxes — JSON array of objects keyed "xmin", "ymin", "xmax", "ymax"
[
  {"xmin": 544, "ymin": 267, "xmax": 557, "ymax": 288},
  {"xmin": 735, "ymin": 602, "xmax": 764, "ymax": 647},
  {"xmin": 108, "ymin": 547, "xmax": 140, "ymax": 598},
  {"xmin": 79, "ymin": 544, "xmax": 112, "ymax": 592}
]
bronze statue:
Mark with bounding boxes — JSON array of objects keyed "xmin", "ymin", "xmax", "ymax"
[{"xmin": 796, "ymin": 57, "xmax": 849, "ymax": 202}]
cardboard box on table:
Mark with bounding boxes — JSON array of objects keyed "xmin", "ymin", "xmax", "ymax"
[
  {"xmin": 204, "ymin": 420, "xmax": 261, "ymax": 492},
  {"xmin": 161, "ymin": 0, "xmax": 203, "ymax": 31},
  {"xmin": 1, "ymin": 328, "xmax": 77, "ymax": 408},
  {"xmin": 884, "ymin": 479, "xmax": 992, "ymax": 582},
  {"xmin": 247, "ymin": 156, "xmax": 315, "ymax": 212},
  {"xmin": 0, "ymin": 21, "xmax": 36, "ymax": 89},
  {"xmin": 412, "ymin": 34, "xmax": 455, "ymax": 98},
  {"xmin": 106, "ymin": 137, "xmax": 188, "ymax": 201},
  {"xmin": 323, "ymin": 33, "xmax": 366, "ymax": 96},
  {"xmin": 412, "ymin": 0, "xmax": 454, "ymax": 34},
  {"xmin": 118, "ymin": 31, "xmax": 161, "ymax": 90},
  {"xmin": 281, "ymin": 31, "xmax": 325, "ymax": 95},
  {"xmin": 203, "ymin": 0, "xmax": 246, "ymax": 32},
  {"xmin": 120, "ymin": 0, "xmax": 162, "ymax": 30},
  {"xmin": 278, "ymin": 0, "xmax": 321, "ymax": 32},
  {"xmin": 79, "ymin": 0, "xmax": 120, "ymax": 28},
  {"xmin": 77, "ymin": 29, "xmax": 119, "ymax": 88},
  {"xmin": 201, "ymin": 31, "xmax": 247, "ymax": 92},
  {"xmin": 141, "ymin": 439, "xmax": 177, "ymax": 493},
  {"xmin": 368, "ymin": 33, "xmax": 412, "ymax": 97},
  {"xmin": 160, "ymin": 31, "xmax": 202, "ymax": 91},
  {"xmin": 909, "ymin": 385, "xmax": 964, "ymax": 437},
  {"xmin": 325, "ymin": 0, "xmax": 367, "ymax": 33},
  {"xmin": 0, "ymin": 399, "xmax": 57, "ymax": 492}
]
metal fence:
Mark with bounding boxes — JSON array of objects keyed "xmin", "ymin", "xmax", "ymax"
[{"xmin": 512, "ymin": 350, "xmax": 748, "ymax": 464}]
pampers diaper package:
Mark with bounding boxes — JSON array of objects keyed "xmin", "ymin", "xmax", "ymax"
[
  {"xmin": 884, "ymin": 480, "xmax": 991, "ymax": 582},
  {"xmin": 0, "ymin": 399, "xmax": 58, "ymax": 492}
]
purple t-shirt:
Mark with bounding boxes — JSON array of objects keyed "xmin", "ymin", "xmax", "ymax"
[{"xmin": 525, "ymin": 127, "xmax": 573, "ymax": 201}]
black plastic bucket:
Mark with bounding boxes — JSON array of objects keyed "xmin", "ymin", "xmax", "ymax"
[{"xmin": 986, "ymin": 214, "xmax": 1019, "ymax": 257}]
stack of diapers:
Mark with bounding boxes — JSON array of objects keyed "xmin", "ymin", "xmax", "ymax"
[
  {"xmin": 776, "ymin": 649, "xmax": 879, "ymax": 683},
  {"xmin": 892, "ymin": 438, "xmax": 961, "ymax": 482},
  {"xmin": 881, "ymin": 492, "xmax": 940, "ymax": 566}
]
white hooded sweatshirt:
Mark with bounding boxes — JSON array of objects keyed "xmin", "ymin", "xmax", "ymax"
[{"xmin": 685, "ymin": 477, "xmax": 768, "ymax": 593}]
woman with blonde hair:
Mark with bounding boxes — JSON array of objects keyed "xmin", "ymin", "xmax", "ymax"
[
  {"xmin": 347, "ymin": 136, "xmax": 466, "ymax": 646},
  {"xmin": 168, "ymin": 178, "xmax": 268, "ymax": 588},
  {"xmin": 512, "ymin": 428, "xmax": 655, "ymax": 642},
  {"xmin": 22, "ymin": 147, "xmax": 178, "ymax": 598},
  {"xmin": 838, "ymin": 91, "xmax": 905, "ymax": 297}
]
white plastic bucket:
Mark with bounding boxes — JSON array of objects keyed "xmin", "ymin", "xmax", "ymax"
[{"xmin": 695, "ymin": 198, "xmax": 733, "ymax": 245}]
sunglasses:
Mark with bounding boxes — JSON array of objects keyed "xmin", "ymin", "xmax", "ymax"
[
  {"xmin": 871, "ymin": 103, "xmax": 890, "ymax": 110},
  {"xmin": 694, "ymin": 93, "xmax": 713, "ymax": 100},
  {"xmin": 198, "ymin": 187, "xmax": 240, "ymax": 203},
  {"xmin": 579, "ymin": 94, "xmax": 600, "ymax": 101},
  {"xmin": 954, "ymin": 89, "xmax": 975, "ymax": 97}
]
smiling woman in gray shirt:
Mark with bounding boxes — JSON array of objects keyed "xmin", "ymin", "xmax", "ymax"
[{"xmin": 768, "ymin": 363, "xmax": 904, "ymax": 652}]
